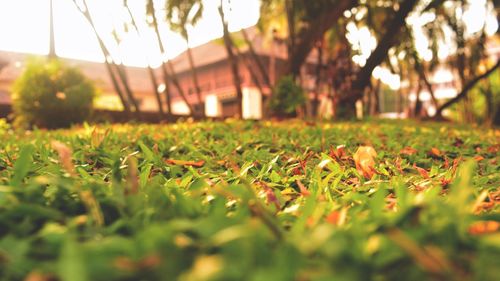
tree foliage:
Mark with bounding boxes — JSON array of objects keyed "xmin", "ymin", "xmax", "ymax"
[{"xmin": 13, "ymin": 58, "xmax": 95, "ymax": 129}]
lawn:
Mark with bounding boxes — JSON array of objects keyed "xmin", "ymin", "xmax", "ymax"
[{"xmin": 0, "ymin": 120, "xmax": 499, "ymax": 281}]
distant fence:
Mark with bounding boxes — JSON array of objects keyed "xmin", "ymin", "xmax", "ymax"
[{"xmin": 0, "ymin": 104, "xmax": 206, "ymax": 124}]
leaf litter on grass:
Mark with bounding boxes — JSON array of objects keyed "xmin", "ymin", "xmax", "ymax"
[{"xmin": 0, "ymin": 120, "xmax": 498, "ymax": 281}]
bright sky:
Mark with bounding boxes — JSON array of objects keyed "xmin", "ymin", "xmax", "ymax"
[{"xmin": 0, "ymin": 0, "xmax": 260, "ymax": 67}]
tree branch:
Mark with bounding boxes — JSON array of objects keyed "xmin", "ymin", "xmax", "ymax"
[{"xmin": 435, "ymin": 58, "xmax": 500, "ymax": 117}]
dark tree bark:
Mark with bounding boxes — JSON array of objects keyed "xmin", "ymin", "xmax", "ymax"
[
  {"xmin": 185, "ymin": 35, "xmax": 204, "ymax": 116},
  {"xmin": 218, "ymin": 2, "xmax": 243, "ymax": 118},
  {"xmin": 72, "ymin": 0, "xmax": 131, "ymax": 115},
  {"xmin": 148, "ymin": 1, "xmax": 173, "ymax": 118},
  {"xmin": 414, "ymin": 58, "xmax": 438, "ymax": 109},
  {"xmin": 434, "ymin": 58, "xmax": 500, "ymax": 117},
  {"xmin": 312, "ymin": 40, "xmax": 324, "ymax": 117},
  {"xmin": 287, "ymin": 0, "xmax": 357, "ymax": 78},
  {"xmin": 338, "ymin": 0, "xmax": 419, "ymax": 117},
  {"xmin": 166, "ymin": 60, "xmax": 196, "ymax": 115},
  {"xmin": 241, "ymin": 28, "xmax": 270, "ymax": 87},
  {"xmin": 114, "ymin": 62, "xmax": 142, "ymax": 116},
  {"xmin": 414, "ymin": 81, "xmax": 423, "ymax": 118},
  {"xmin": 124, "ymin": 2, "xmax": 165, "ymax": 117},
  {"xmin": 149, "ymin": 0, "xmax": 197, "ymax": 117},
  {"xmin": 234, "ymin": 47, "xmax": 266, "ymax": 104}
]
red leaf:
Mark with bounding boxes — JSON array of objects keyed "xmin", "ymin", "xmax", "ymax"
[{"xmin": 329, "ymin": 145, "xmax": 347, "ymax": 159}]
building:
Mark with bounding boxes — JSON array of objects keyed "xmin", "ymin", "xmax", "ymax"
[{"xmin": 0, "ymin": 27, "xmax": 323, "ymax": 119}]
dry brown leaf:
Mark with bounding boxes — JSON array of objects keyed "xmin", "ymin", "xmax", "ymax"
[
  {"xmin": 413, "ymin": 164, "xmax": 430, "ymax": 179},
  {"xmin": 474, "ymin": 155, "xmax": 484, "ymax": 162},
  {"xmin": 51, "ymin": 140, "xmax": 75, "ymax": 176},
  {"xmin": 468, "ymin": 221, "xmax": 500, "ymax": 235},
  {"xmin": 295, "ymin": 179, "xmax": 311, "ymax": 197},
  {"xmin": 430, "ymin": 147, "xmax": 442, "ymax": 157},
  {"xmin": 165, "ymin": 159, "xmax": 205, "ymax": 167},
  {"xmin": 353, "ymin": 146, "xmax": 377, "ymax": 179},
  {"xmin": 329, "ymin": 145, "xmax": 347, "ymax": 159},
  {"xmin": 400, "ymin": 147, "xmax": 418, "ymax": 155}
]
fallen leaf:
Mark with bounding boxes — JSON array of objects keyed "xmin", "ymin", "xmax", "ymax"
[
  {"xmin": 474, "ymin": 155, "xmax": 484, "ymax": 162},
  {"xmin": 413, "ymin": 164, "xmax": 430, "ymax": 179},
  {"xmin": 468, "ymin": 221, "xmax": 500, "ymax": 235},
  {"xmin": 329, "ymin": 145, "xmax": 346, "ymax": 159},
  {"xmin": 453, "ymin": 138, "xmax": 464, "ymax": 147},
  {"xmin": 430, "ymin": 147, "xmax": 442, "ymax": 158},
  {"xmin": 166, "ymin": 159, "xmax": 205, "ymax": 167},
  {"xmin": 353, "ymin": 146, "xmax": 377, "ymax": 179},
  {"xmin": 295, "ymin": 179, "xmax": 311, "ymax": 197},
  {"xmin": 400, "ymin": 147, "xmax": 418, "ymax": 155},
  {"xmin": 51, "ymin": 140, "xmax": 75, "ymax": 176},
  {"xmin": 487, "ymin": 144, "xmax": 499, "ymax": 153},
  {"xmin": 325, "ymin": 211, "xmax": 340, "ymax": 225}
]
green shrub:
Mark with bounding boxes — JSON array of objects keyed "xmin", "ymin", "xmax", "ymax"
[
  {"xmin": 13, "ymin": 58, "xmax": 95, "ymax": 129},
  {"xmin": 269, "ymin": 75, "xmax": 306, "ymax": 116}
]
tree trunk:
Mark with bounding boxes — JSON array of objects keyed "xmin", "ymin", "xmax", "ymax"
[
  {"xmin": 218, "ymin": 2, "xmax": 243, "ymax": 118},
  {"xmin": 413, "ymin": 55, "xmax": 438, "ymax": 109},
  {"xmin": 414, "ymin": 81, "xmax": 423, "ymax": 118},
  {"xmin": 285, "ymin": 0, "xmax": 296, "ymax": 78},
  {"xmin": 124, "ymin": 2, "xmax": 164, "ymax": 117},
  {"xmin": 115, "ymin": 62, "xmax": 141, "ymax": 117},
  {"xmin": 370, "ymin": 79, "xmax": 381, "ymax": 116},
  {"xmin": 149, "ymin": 0, "xmax": 174, "ymax": 119},
  {"xmin": 312, "ymin": 41, "xmax": 323, "ymax": 117},
  {"xmin": 72, "ymin": 0, "xmax": 131, "ymax": 115},
  {"xmin": 166, "ymin": 60, "xmax": 196, "ymax": 115},
  {"xmin": 147, "ymin": 66, "xmax": 164, "ymax": 117},
  {"xmin": 148, "ymin": 2, "xmax": 195, "ymax": 116},
  {"xmin": 234, "ymin": 48, "xmax": 265, "ymax": 103},
  {"xmin": 185, "ymin": 34, "xmax": 204, "ymax": 116},
  {"xmin": 287, "ymin": 0, "xmax": 357, "ymax": 78},
  {"xmin": 48, "ymin": 0, "xmax": 56, "ymax": 59},
  {"xmin": 340, "ymin": 0, "xmax": 419, "ymax": 117},
  {"xmin": 241, "ymin": 27, "xmax": 270, "ymax": 87},
  {"xmin": 434, "ymin": 58, "xmax": 500, "ymax": 117}
]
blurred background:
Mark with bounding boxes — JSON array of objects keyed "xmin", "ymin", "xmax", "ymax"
[{"xmin": 0, "ymin": 0, "xmax": 499, "ymax": 127}]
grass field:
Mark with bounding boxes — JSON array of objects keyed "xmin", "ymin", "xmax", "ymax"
[{"xmin": 0, "ymin": 120, "xmax": 499, "ymax": 281}]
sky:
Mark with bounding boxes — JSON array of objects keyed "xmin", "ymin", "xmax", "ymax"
[
  {"xmin": 0, "ymin": 0, "xmax": 497, "ymax": 93},
  {"xmin": 0, "ymin": 0, "xmax": 260, "ymax": 67}
]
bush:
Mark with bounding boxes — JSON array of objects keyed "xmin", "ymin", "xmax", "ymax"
[
  {"xmin": 13, "ymin": 58, "xmax": 95, "ymax": 129},
  {"xmin": 269, "ymin": 75, "xmax": 306, "ymax": 116}
]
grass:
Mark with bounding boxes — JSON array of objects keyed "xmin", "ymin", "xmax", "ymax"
[{"xmin": 0, "ymin": 119, "xmax": 499, "ymax": 281}]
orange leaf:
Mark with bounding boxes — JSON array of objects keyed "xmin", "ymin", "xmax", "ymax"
[
  {"xmin": 430, "ymin": 147, "xmax": 442, "ymax": 157},
  {"xmin": 165, "ymin": 159, "xmax": 205, "ymax": 167},
  {"xmin": 353, "ymin": 146, "xmax": 377, "ymax": 179},
  {"xmin": 325, "ymin": 211, "xmax": 340, "ymax": 225},
  {"xmin": 295, "ymin": 179, "xmax": 311, "ymax": 197},
  {"xmin": 400, "ymin": 147, "xmax": 418, "ymax": 155},
  {"xmin": 468, "ymin": 221, "xmax": 500, "ymax": 235},
  {"xmin": 413, "ymin": 164, "xmax": 430, "ymax": 179},
  {"xmin": 474, "ymin": 155, "xmax": 484, "ymax": 162},
  {"xmin": 51, "ymin": 140, "xmax": 76, "ymax": 176}
]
